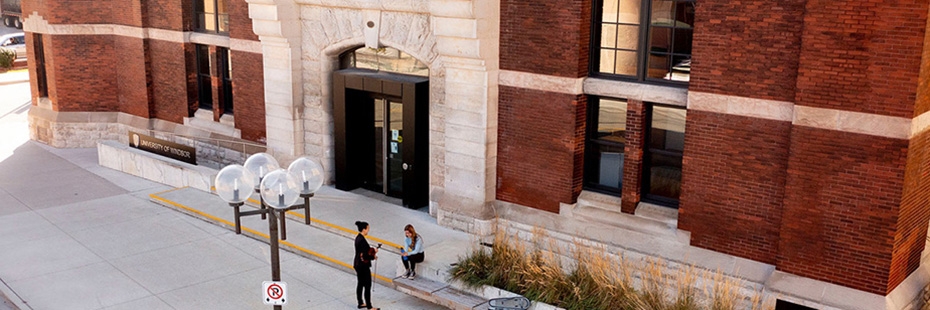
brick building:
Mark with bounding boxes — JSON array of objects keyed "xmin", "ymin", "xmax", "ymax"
[{"xmin": 22, "ymin": 0, "xmax": 930, "ymax": 308}]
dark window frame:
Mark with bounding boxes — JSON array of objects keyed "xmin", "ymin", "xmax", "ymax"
[
  {"xmin": 583, "ymin": 96, "xmax": 628, "ymax": 196},
  {"xmin": 194, "ymin": 0, "xmax": 229, "ymax": 34},
  {"xmin": 217, "ymin": 47, "xmax": 233, "ymax": 115},
  {"xmin": 195, "ymin": 44, "xmax": 213, "ymax": 110},
  {"xmin": 33, "ymin": 33, "xmax": 47, "ymax": 97},
  {"xmin": 641, "ymin": 102, "xmax": 686, "ymax": 207},
  {"xmin": 590, "ymin": 0, "xmax": 695, "ymax": 86}
]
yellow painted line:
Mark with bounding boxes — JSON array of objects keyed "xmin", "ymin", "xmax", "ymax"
[
  {"xmin": 152, "ymin": 186, "xmax": 187, "ymax": 196},
  {"xmin": 241, "ymin": 197, "xmax": 403, "ymax": 250},
  {"xmin": 150, "ymin": 191, "xmax": 394, "ymax": 284}
]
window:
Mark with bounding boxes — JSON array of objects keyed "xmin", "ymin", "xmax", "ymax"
[
  {"xmin": 339, "ymin": 46, "xmax": 429, "ymax": 77},
  {"xmin": 195, "ymin": 0, "xmax": 229, "ymax": 34},
  {"xmin": 218, "ymin": 47, "xmax": 233, "ymax": 114},
  {"xmin": 196, "ymin": 45, "xmax": 212, "ymax": 110},
  {"xmin": 642, "ymin": 104, "xmax": 686, "ymax": 206},
  {"xmin": 584, "ymin": 98, "xmax": 628, "ymax": 194},
  {"xmin": 594, "ymin": 0, "xmax": 694, "ymax": 83},
  {"xmin": 34, "ymin": 34, "xmax": 47, "ymax": 97}
]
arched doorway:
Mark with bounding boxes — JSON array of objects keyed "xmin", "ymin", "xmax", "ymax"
[{"xmin": 332, "ymin": 47, "xmax": 429, "ymax": 209}]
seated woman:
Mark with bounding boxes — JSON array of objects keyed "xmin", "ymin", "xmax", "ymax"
[{"xmin": 400, "ymin": 224, "xmax": 425, "ymax": 279}]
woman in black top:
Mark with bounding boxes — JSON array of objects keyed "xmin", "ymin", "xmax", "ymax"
[{"xmin": 353, "ymin": 221, "xmax": 379, "ymax": 309}]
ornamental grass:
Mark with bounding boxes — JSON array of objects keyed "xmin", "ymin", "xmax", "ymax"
[{"xmin": 448, "ymin": 230, "xmax": 774, "ymax": 310}]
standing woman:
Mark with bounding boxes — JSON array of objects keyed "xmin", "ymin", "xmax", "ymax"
[
  {"xmin": 401, "ymin": 224, "xmax": 425, "ymax": 279},
  {"xmin": 353, "ymin": 221, "xmax": 379, "ymax": 310}
]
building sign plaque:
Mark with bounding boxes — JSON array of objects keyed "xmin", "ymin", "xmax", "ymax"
[{"xmin": 128, "ymin": 131, "xmax": 197, "ymax": 165}]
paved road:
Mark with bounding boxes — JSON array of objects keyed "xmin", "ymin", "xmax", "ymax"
[
  {"xmin": 0, "ymin": 24, "xmax": 21, "ymax": 37},
  {"xmin": 0, "ymin": 71, "xmax": 446, "ymax": 309}
]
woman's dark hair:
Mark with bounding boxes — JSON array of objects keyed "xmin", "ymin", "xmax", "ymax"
[{"xmin": 355, "ymin": 221, "xmax": 369, "ymax": 232}]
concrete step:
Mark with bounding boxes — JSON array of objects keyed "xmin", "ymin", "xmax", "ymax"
[{"xmin": 573, "ymin": 191, "xmax": 689, "ymax": 245}]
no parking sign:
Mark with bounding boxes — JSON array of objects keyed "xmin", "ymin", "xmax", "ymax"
[{"xmin": 262, "ymin": 281, "xmax": 288, "ymax": 306}]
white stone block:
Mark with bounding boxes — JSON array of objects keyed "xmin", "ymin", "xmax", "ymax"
[
  {"xmin": 444, "ymin": 138, "xmax": 486, "ymax": 159},
  {"xmin": 444, "ymin": 122, "xmax": 486, "ymax": 144},
  {"xmin": 436, "ymin": 36, "xmax": 479, "ymax": 58},
  {"xmin": 249, "ymin": 3, "xmax": 280, "ymax": 21},
  {"xmin": 433, "ymin": 17, "xmax": 477, "ymax": 38},
  {"xmin": 429, "ymin": 0, "xmax": 473, "ymax": 18},
  {"xmin": 443, "ymin": 166, "xmax": 487, "ymax": 199}
]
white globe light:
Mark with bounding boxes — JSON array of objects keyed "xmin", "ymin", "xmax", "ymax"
[
  {"xmin": 244, "ymin": 152, "xmax": 279, "ymax": 188},
  {"xmin": 287, "ymin": 156, "xmax": 324, "ymax": 195},
  {"xmin": 214, "ymin": 165, "xmax": 255, "ymax": 204},
  {"xmin": 260, "ymin": 169, "xmax": 300, "ymax": 210}
]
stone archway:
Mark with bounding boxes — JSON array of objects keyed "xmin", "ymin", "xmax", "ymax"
[{"xmin": 248, "ymin": 0, "xmax": 500, "ymax": 234}]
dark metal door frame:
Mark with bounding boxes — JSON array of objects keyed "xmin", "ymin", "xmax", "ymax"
[{"xmin": 332, "ymin": 69, "xmax": 429, "ymax": 209}]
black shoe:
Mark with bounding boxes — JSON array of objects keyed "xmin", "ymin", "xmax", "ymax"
[
  {"xmin": 357, "ymin": 304, "xmax": 366, "ymax": 309},
  {"xmin": 409, "ymin": 271, "xmax": 416, "ymax": 280}
]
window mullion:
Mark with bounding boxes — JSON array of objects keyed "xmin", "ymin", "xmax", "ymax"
[{"xmin": 637, "ymin": 0, "xmax": 651, "ymax": 81}]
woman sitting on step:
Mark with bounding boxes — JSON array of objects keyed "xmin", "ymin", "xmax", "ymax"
[{"xmin": 400, "ymin": 224, "xmax": 425, "ymax": 279}]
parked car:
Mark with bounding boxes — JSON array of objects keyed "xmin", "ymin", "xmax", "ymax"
[{"xmin": 0, "ymin": 32, "xmax": 25, "ymax": 60}]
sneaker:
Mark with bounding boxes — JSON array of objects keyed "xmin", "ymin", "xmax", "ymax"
[
  {"xmin": 401, "ymin": 270, "xmax": 410, "ymax": 279},
  {"xmin": 409, "ymin": 271, "xmax": 416, "ymax": 280}
]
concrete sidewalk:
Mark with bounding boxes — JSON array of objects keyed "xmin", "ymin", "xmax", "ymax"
[{"xmin": 0, "ymin": 141, "xmax": 471, "ymax": 309}]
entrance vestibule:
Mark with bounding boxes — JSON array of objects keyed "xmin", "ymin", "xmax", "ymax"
[{"xmin": 332, "ymin": 69, "xmax": 429, "ymax": 209}]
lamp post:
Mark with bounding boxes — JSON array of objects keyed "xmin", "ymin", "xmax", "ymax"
[
  {"xmin": 215, "ymin": 153, "xmax": 324, "ymax": 309},
  {"xmin": 243, "ymin": 153, "xmax": 280, "ymax": 220},
  {"xmin": 214, "ymin": 164, "xmax": 255, "ymax": 234},
  {"xmin": 287, "ymin": 157, "xmax": 325, "ymax": 227}
]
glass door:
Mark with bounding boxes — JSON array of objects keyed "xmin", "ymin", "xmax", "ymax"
[
  {"xmin": 371, "ymin": 97, "xmax": 404, "ymax": 198},
  {"xmin": 387, "ymin": 100, "xmax": 404, "ymax": 196}
]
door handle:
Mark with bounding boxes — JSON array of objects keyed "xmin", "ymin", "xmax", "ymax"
[{"xmin": 402, "ymin": 163, "xmax": 409, "ymax": 170}]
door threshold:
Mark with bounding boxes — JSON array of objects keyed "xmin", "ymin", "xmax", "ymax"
[{"xmin": 349, "ymin": 188, "xmax": 403, "ymax": 207}]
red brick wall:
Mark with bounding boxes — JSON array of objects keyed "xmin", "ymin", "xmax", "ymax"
[
  {"xmin": 621, "ymin": 100, "xmax": 645, "ymax": 213},
  {"xmin": 916, "ymin": 13, "xmax": 930, "ymax": 117},
  {"xmin": 777, "ymin": 127, "xmax": 907, "ymax": 295},
  {"xmin": 43, "ymin": 0, "xmax": 142, "ymax": 26},
  {"xmin": 500, "ymin": 0, "xmax": 590, "ymax": 77},
  {"xmin": 230, "ymin": 0, "xmax": 258, "ymax": 41},
  {"xmin": 891, "ymin": 130, "xmax": 930, "ymax": 292},
  {"xmin": 678, "ymin": 110, "xmax": 791, "ymax": 264},
  {"xmin": 149, "ymin": 39, "xmax": 191, "ymax": 123},
  {"xmin": 48, "ymin": 35, "xmax": 119, "ymax": 112},
  {"xmin": 497, "ymin": 86, "xmax": 584, "ymax": 213},
  {"xmin": 688, "ymin": 0, "xmax": 805, "ymax": 102},
  {"xmin": 114, "ymin": 36, "xmax": 151, "ymax": 118},
  {"xmin": 144, "ymin": 0, "xmax": 188, "ymax": 31},
  {"xmin": 231, "ymin": 50, "xmax": 265, "ymax": 142},
  {"xmin": 795, "ymin": 0, "xmax": 926, "ymax": 118}
]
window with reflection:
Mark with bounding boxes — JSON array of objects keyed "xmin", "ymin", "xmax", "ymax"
[
  {"xmin": 196, "ymin": 45, "xmax": 212, "ymax": 110},
  {"xmin": 584, "ymin": 98, "xmax": 628, "ymax": 194},
  {"xmin": 339, "ymin": 46, "xmax": 429, "ymax": 77},
  {"xmin": 643, "ymin": 104, "xmax": 686, "ymax": 206},
  {"xmin": 594, "ymin": 0, "xmax": 694, "ymax": 83},
  {"xmin": 195, "ymin": 0, "xmax": 229, "ymax": 34}
]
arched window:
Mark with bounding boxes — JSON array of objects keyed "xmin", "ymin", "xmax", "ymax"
[{"xmin": 339, "ymin": 46, "xmax": 429, "ymax": 77}]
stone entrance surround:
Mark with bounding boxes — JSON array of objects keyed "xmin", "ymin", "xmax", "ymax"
[{"xmin": 245, "ymin": 0, "xmax": 501, "ymax": 234}]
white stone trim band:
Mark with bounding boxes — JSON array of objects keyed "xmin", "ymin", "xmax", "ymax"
[
  {"xmin": 499, "ymin": 70, "xmax": 584, "ymax": 95},
  {"xmin": 688, "ymin": 91, "xmax": 928, "ymax": 140},
  {"xmin": 688, "ymin": 91, "xmax": 794, "ymax": 122},
  {"xmin": 794, "ymin": 105, "xmax": 912, "ymax": 140},
  {"xmin": 499, "ymin": 71, "xmax": 689, "ymax": 107},
  {"xmin": 23, "ymin": 13, "xmax": 262, "ymax": 54},
  {"xmin": 913, "ymin": 110, "xmax": 930, "ymax": 138}
]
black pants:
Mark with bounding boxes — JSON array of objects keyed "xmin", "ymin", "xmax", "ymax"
[
  {"xmin": 402, "ymin": 252, "xmax": 425, "ymax": 272},
  {"xmin": 355, "ymin": 266, "xmax": 372, "ymax": 308}
]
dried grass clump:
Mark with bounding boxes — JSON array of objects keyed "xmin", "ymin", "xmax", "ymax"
[{"xmin": 449, "ymin": 229, "xmax": 775, "ymax": 310}]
